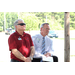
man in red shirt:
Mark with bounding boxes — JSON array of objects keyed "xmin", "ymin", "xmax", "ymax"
[{"xmin": 8, "ymin": 19, "xmax": 35, "ymax": 62}]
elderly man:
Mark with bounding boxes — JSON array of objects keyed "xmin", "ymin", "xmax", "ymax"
[
  {"xmin": 8, "ymin": 19, "xmax": 35, "ymax": 62},
  {"xmin": 32, "ymin": 23, "xmax": 58, "ymax": 62}
]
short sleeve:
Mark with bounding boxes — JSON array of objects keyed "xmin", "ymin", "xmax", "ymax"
[
  {"xmin": 48, "ymin": 39, "xmax": 54, "ymax": 55},
  {"xmin": 8, "ymin": 35, "xmax": 17, "ymax": 51},
  {"xmin": 29, "ymin": 35, "xmax": 34, "ymax": 46},
  {"xmin": 31, "ymin": 36, "xmax": 36, "ymax": 48}
]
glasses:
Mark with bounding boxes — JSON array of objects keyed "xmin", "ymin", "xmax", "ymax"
[
  {"xmin": 17, "ymin": 23, "xmax": 26, "ymax": 26},
  {"xmin": 43, "ymin": 28, "xmax": 50, "ymax": 30}
]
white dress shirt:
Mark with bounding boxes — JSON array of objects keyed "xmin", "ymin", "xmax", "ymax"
[{"xmin": 32, "ymin": 34, "xmax": 54, "ymax": 58}]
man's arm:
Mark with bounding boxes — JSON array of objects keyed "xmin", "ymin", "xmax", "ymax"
[
  {"xmin": 12, "ymin": 49, "xmax": 27, "ymax": 62},
  {"xmin": 12, "ymin": 46, "xmax": 35, "ymax": 62},
  {"xmin": 29, "ymin": 46, "xmax": 35, "ymax": 58},
  {"xmin": 46, "ymin": 39, "xmax": 54, "ymax": 57}
]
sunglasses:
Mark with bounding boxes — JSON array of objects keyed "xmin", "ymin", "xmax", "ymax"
[{"xmin": 17, "ymin": 23, "xmax": 26, "ymax": 26}]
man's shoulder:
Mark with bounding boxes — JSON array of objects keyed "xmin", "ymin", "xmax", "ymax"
[
  {"xmin": 9, "ymin": 32, "xmax": 16, "ymax": 37},
  {"xmin": 46, "ymin": 36, "xmax": 53, "ymax": 41},
  {"xmin": 24, "ymin": 32, "xmax": 32, "ymax": 38},
  {"xmin": 32, "ymin": 34, "xmax": 40, "ymax": 38},
  {"xmin": 31, "ymin": 34, "xmax": 41, "ymax": 41},
  {"xmin": 8, "ymin": 32, "xmax": 16, "ymax": 40},
  {"xmin": 25, "ymin": 32, "xmax": 30, "ymax": 36}
]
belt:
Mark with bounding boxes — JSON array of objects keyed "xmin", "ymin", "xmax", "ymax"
[{"xmin": 11, "ymin": 59, "xmax": 20, "ymax": 62}]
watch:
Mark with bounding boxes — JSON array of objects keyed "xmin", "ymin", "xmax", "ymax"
[{"xmin": 30, "ymin": 56, "xmax": 33, "ymax": 60}]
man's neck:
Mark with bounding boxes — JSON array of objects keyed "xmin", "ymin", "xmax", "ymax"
[
  {"xmin": 41, "ymin": 33, "xmax": 46, "ymax": 37},
  {"xmin": 17, "ymin": 30, "xmax": 24, "ymax": 36}
]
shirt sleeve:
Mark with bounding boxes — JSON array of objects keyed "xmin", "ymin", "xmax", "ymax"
[
  {"xmin": 48, "ymin": 39, "xmax": 54, "ymax": 56},
  {"xmin": 8, "ymin": 35, "xmax": 17, "ymax": 51},
  {"xmin": 29, "ymin": 35, "xmax": 34, "ymax": 46},
  {"xmin": 31, "ymin": 36, "xmax": 36, "ymax": 47},
  {"xmin": 32, "ymin": 35, "xmax": 44, "ymax": 57}
]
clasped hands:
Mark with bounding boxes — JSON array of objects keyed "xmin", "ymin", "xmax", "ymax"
[
  {"xmin": 24, "ymin": 57, "xmax": 31, "ymax": 62},
  {"xmin": 44, "ymin": 52, "xmax": 51, "ymax": 57},
  {"xmin": 24, "ymin": 52, "xmax": 51, "ymax": 62}
]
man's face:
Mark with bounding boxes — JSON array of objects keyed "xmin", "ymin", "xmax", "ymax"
[
  {"xmin": 16, "ymin": 21, "xmax": 26, "ymax": 31},
  {"xmin": 41, "ymin": 24, "xmax": 50, "ymax": 36}
]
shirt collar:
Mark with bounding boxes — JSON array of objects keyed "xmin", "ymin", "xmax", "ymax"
[
  {"xmin": 15, "ymin": 31, "xmax": 26, "ymax": 36},
  {"xmin": 39, "ymin": 34, "xmax": 46, "ymax": 39}
]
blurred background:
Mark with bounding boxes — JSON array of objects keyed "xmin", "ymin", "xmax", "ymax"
[{"xmin": 0, "ymin": 12, "xmax": 75, "ymax": 62}]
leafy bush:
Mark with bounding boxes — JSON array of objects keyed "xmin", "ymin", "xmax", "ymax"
[{"xmin": 0, "ymin": 26, "xmax": 3, "ymax": 32}]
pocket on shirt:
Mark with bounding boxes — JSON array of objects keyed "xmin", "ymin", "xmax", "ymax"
[{"xmin": 35, "ymin": 41, "xmax": 41, "ymax": 48}]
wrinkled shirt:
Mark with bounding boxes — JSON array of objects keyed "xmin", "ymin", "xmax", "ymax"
[{"xmin": 32, "ymin": 34, "xmax": 54, "ymax": 58}]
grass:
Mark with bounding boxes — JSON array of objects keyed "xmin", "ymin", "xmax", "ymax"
[
  {"xmin": 70, "ymin": 55, "xmax": 75, "ymax": 57},
  {"xmin": 70, "ymin": 38, "xmax": 75, "ymax": 40},
  {"xmin": 52, "ymin": 37, "xmax": 75, "ymax": 58},
  {"xmin": 50, "ymin": 38, "xmax": 75, "ymax": 40}
]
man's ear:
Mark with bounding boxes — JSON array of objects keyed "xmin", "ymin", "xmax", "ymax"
[
  {"xmin": 15, "ymin": 25, "xmax": 17, "ymax": 29},
  {"xmin": 40, "ymin": 27, "xmax": 42, "ymax": 31}
]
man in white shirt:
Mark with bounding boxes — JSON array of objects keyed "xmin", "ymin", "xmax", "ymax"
[{"xmin": 32, "ymin": 23, "xmax": 58, "ymax": 62}]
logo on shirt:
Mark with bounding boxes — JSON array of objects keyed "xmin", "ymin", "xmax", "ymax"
[
  {"xmin": 37, "ymin": 38, "xmax": 40, "ymax": 43},
  {"xmin": 18, "ymin": 37, "xmax": 22, "ymax": 40}
]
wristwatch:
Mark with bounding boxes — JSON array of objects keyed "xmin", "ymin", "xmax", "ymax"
[{"xmin": 30, "ymin": 56, "xmax": 33, "ymax": 60}]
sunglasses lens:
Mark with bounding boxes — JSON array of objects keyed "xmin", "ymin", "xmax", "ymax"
[{"xmin": 18, "ymin": 23, "xmax": 26, "ymax": 26}]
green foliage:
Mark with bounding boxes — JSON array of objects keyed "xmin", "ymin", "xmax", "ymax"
[
  {"xmin": 0, "ymin": 26, "xmax": 3, "ymax": 32},
  {"xmin": 70, "ymin": 12, "xmax": 75, "ymax": 29},
  {"xmin": 32, "ymin": 12, "xmax": 64, "ymax": 30},
  {"xmin": 0, "ymin": 12, "xmax": 4, "ymax": 31},
  {"xmin": 19, "ymin": 12, "xmax": 40, "ymax": 31},
  {"xmin": 6, "ymin": 12, "xmax": 18, "ymax": 29},
  {"xmin": 0, "ymin": 12, "xmax": 75, "ymax": 32}
]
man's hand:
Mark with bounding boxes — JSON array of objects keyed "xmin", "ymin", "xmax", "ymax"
[
  {"xmin": 25, "ymin": 57, "xmax": 31, "ymax": 62},
  {"xmin": 44, "ymin": 52, "xmax": 51, "ymax": 57}
]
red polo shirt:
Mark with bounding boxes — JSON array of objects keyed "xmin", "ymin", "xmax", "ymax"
[{"xmin": 8, "ymin": 31, "xmax": 34, "ymax": 62}]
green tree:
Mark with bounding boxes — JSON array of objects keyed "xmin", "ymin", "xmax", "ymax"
[
  {"xmin": 0, "ymin": 12, "xmax": 4, "ymax": 31},
  {"xmin": 6, "ymin": 12, "xmax": 18, "ymax": 29},
  {"xmin": 0, "ymin": 12, "xmax": 75, "ymax": 32},
  {"xmin": 19, "ymin": 12, "xmax": 40, "ymax": 31}
]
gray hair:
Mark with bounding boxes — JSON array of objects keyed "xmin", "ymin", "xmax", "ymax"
[
  {"xmin": 40, "ymin": 23, "xmax": 49, "ymax": 31},
  {"xmin": 40, "ymin": 23, "xmax": 49, "ymax": 28},
  {"xmin": 14, "ymin": 19, "xmax": 24, "ymax": 30}
]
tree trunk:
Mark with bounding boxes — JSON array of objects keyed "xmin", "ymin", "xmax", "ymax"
[{"xmin": 64, "ymin": 12, "xmax": 70, "ymax": 62}]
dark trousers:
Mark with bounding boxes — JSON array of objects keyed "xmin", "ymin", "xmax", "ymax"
[
  {"xmin": 32, "ymin": 55, "xmax": 58, "ymax": 62},
  {"xmin": 52, "ymin": 56, "xmax": 58, "ymax": 62},
  {"xmin": 11, "ymin": 59, "xmax": 20, "ymax": 62},
  {"xmin": 11, "ymin": 56, "xmax": 58, "ymax": 62}
]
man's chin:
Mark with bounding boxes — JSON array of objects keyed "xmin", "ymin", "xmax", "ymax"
[
  {"xmin": 46, "ymin": 33, "xmax": 48, "ymax": 35},
  {"xmin": 20, "ymin": 29, "xmax": 25, "ymax": 32},
  {"xmin": 23, "ymin": 28, "xmax": 25, "ymax": 31}
]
